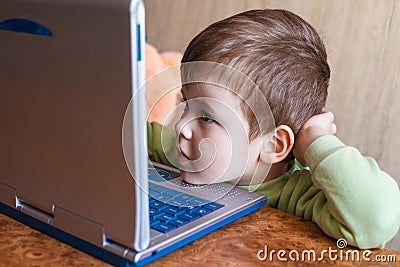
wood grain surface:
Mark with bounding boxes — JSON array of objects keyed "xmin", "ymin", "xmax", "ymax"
[{"xmin": 1, "ymin": 205, "xmax": 399, "ymax": 266}]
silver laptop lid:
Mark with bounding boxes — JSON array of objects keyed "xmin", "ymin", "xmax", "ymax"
[{"xmin": 0, "ymin": 0, "xmax": 148, "ymax": 251}]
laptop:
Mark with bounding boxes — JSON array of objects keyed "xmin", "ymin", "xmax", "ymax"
[{"xmin": 0, "ymin": 0, "xmax": 267, "ymax": 266}]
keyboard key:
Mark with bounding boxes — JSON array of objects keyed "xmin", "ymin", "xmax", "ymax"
[
  {"xmin": 168, "ymin": 218, "xmax": 189, "ymax": 227},
  {"xmin": 182, "ymin": 205, "xmax": 195, "ymax": 210},
  {"xmin": 149, "ymin": 208, "xmax": 163, "ymax": 218},
  {"xmin": 203, "ymin": 203, "xmax": 223, "ymax": 211},
  {"xmin": 166, "ymin": 198, "xmax": 187, "ymax": 207},
  {"xmin": 148, "ymin": 167, "xmax": 179, "ymax": 182},
  {"xmin": 148, "ymin": 169, "xmax": 166, "ymax": 182},
  {"xmin": 175, "ymin": 193, "xmax": 194, "ymax": 202},
  {"xmin": 154, "ymin": 166, "xmax": 180, "ymax": 179},
  {"xmin": 155, "ymin": 213, "xmax": 175, "ymax": 222},
  {"xmin": 187, "ymin": 197, "xmax": 209, "ymax": 207},
  {"xmin": 151, "ymin": 222, "xmax": 176, "ymax": 233},
  {"xmin": 149, "ymin": 183, "xmax": 166, "ymax": 193},
  {"xmin": 152, "ymin": 194, "xmax": 173, "ymax": 202},
  {"xmin": 162, "ymin": 189, "xmax": 182, "ymax": 197},
  {"xmin": 177, "ymin": 212, "xmax": 200, "ymax": 222},
  {"xmin": 192, "ymin": 207, "xmax": 212, "ymax": 216},
  {"xmin": 149, "ymin": 218, "xmax": 159, "ymax": 226},
  {"xmin": 161, "ymin": 206, "xmax": 184, "ymax": 216},
  {"xmin": 148, "ymin": 190, "xmax": 159, "ymax": 197},
  {"xmin": 165, "ymin": 170, "xmax": 180, "ymax": 179},
  {"xmin": 149, "ymin": 200, "xmax": 167, "ymax": 210}
]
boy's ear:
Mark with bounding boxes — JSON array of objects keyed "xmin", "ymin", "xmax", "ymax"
[{"xmin": 259, "ymin": 125, "xmax": 294, "ymax": 164}]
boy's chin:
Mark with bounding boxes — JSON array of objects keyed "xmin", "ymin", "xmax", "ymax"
[
  {"xmin": 180, "ymin": 171, "xmax": 210, "ymax": 185},
  {"xmin": 180, "ymin": 171, "xmax": 238, "ymax": 185}
]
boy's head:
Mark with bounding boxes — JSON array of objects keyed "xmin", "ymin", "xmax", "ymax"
[
  {"xmin": 182, "ymin": 9, "xmax": 330, "ymax": 139},
  {"xmin": 175, "ymin": 9, "xmax": 330, "ymax": 185}
]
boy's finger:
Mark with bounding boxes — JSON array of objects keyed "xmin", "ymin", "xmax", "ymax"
[
  {"xmin": 331, "ymin": 122, "xmax": 337, "ymax": 134},
  {"xmin": 324, "ymin": 111, "xmax": 334, "ymax": 122}
]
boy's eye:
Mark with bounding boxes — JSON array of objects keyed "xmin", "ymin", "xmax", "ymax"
[{"xmin": 200, "ymin": 112, "xmax": 215, "ymax": 123}]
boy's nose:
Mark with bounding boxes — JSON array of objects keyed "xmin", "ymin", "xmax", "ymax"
[{"xmin": 175, "ymin": 117, "xmax": 193, "ymax": 140}]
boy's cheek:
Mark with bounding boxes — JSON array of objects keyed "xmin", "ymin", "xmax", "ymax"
[
  {"xmin": 179, "ymin": 172, "xmax": 193, "ymax": 183},
  {"xmin": 178, "ymin": 141, "xmax": 249, "ymax": 185}
]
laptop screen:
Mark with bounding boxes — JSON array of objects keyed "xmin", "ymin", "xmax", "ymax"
[{"xmin": 0, "ymin": 0, "xmax": 148, "ymax": 251}]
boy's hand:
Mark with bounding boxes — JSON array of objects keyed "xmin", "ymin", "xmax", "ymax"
[{"xmin": 293, "ymin": 110, "xmax": 337, "ymax": 166}]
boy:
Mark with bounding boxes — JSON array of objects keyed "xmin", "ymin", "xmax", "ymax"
[{"xmin": 147, "ymin": 9, "xmax": 400, "ymax": 249}]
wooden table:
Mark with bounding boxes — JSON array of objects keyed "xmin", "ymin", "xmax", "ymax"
[{"xmin": 1, "ymin": 204, "xmax": 399, "ymax": 266}]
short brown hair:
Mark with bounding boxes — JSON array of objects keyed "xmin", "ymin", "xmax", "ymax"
[{"xmin": 181, "ymin": 9, "xmax": 330, "ymax": 140}]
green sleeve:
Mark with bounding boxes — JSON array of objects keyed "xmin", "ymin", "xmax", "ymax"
[
  {"xmin": 302, "ymin": 135, "xmax": 400, "ymax": 249},
  {"xmin": 249, "ymin": 135, "xmax": 400, "ymax": 249},
  {"xmin": 147, "ymin": 121, "xmax": 176, "ymax": 167}
]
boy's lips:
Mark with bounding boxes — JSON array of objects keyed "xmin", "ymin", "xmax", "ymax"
[{"xmin": 176, "ymin": 144, "xmax": 191, "ymax": 161}]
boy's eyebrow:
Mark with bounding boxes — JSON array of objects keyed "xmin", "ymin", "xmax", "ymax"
[
  {"xmin": 194, "ymin": 98, "xmax": 219, "ymax": 115},
  {"xmin": 180, "ymin": 84, "xmax": 232, "ymax": 115},
  {"xmin": 180, "ymin": 90, "xmax": 218, "ymax": 115}
]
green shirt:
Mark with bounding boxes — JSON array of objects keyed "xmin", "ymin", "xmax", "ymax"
[{"xmin": 147, "ymin": 122, "xmax": 400, "ymax": 249}]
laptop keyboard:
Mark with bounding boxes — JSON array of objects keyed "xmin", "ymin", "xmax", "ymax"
[
  {"xmin": 148, "ymin": 166, "xmax": 180, "ymax": 182},
  {"xmin": 148, "ymin": 168, "xmax": 224, "ymax": 233}
]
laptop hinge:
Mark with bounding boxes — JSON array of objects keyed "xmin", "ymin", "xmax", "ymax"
[
  {"xmin": 54, "ymin": 206, "xmax": 105, "ymax": 247},
  {"xmin": 0, "ymin": 181, "xmax": 16, "ymax": 208},
  {"xmin": 17, "ymin": 198, "xmax": 54, "ymax": 224},
  {"xmin": 103, "ymin": 238, "xmax": 137, "ymax": 261},
  {"xmin": 0, "ymin": 182, "xmax": 55, "ymax": 224}
]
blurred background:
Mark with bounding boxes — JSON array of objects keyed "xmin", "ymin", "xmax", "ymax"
[{"xmin": 144, "ymin": 0, "xmax": 400, "ymax": 250}]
